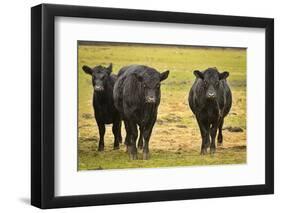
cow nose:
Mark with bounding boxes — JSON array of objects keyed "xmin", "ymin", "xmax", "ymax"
[
  {"xmin": 207, "ymin": 92, "xmax": 216, "ymax": 98},
  {"xmin": 94, "ymin": 86, "xmax": 104, "ymax": 91},
  {"xmin": 146, "ymin": 96, "xmax": 156, "ymax": 103}
]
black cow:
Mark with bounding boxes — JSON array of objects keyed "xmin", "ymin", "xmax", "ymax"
[
  {"xmin": 113, "ymin": 65, "xmax": 169, "ymax": 160},
  {"xmin": 188, "ymin": 67, "xmax": 232, "ymax": 154},
  {"xmin": 82, "ymin": 64, "xmax": 122, "ymax": 151}
]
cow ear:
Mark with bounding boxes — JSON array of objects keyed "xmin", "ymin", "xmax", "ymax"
[
  {"xmin": 219, "ymin": 71, "xmax": 229, "ymax": 80},
  {"xmin": 134, "ymin": 73, "xmax": 143, "ymax": 82},
  {"xmin": 160, "ymin": 70, "xmax": 170, "ymax": 81},
  {"xmin": 193, "ymin": 70, "xmax": 204, "ymax": 79},
  {"xmin": 82, "ymin": 65, "xmax": 93, "ymax": 75},
  {"xmin": 106, "ymin": 63, "xmax": 113, "ymax": 74}
]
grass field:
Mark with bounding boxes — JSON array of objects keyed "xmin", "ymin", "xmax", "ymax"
[{"xmin": 78, "ymin": 42, "xmax": 247, "ymax": 170}]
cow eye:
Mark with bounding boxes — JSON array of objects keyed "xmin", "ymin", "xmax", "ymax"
[{"xmin": 204, "ymin": 80, "xmax": 208, "ymax": 86}]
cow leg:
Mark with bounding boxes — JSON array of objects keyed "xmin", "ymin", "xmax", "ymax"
[
  {"xmin": 217, "ymin": 118, "xmax": 224, "ymax": 146},
  {"xmin": 127, "ymin": 121, "xmax": 138, "ymax": 160},
  {"xmin": 201, "ymin": 126, "xmax": 210, "ymax": 155},
  {"xmin": 137, "ymin": 126, "xmax": 144, "ymax": 150},
  {"xmin": 210, "ymin": 123, "xmax": 218, "ymax": 154},
  {"xmin": 143, "ymin": 127, "xmax": 153, "ymax": 160},
  {"xmin": 112, "ymin": 120, "xmax": 122, "ymax": 150},
  {"xmin": 97, "ymin": 123, "xmax": 105, "ymax": 151},
  {"xmin": 196, "ymin": 116, "xmax": 210, "ymax": 155},
  {"xmin": 142, "ymin": 118, "xmax": 156, "ymax": 160},
  {"xmin": 123, "ymin": 120, "xmax": 130, "ymax": 152}
]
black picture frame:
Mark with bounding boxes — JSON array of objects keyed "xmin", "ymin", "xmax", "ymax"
[{"xmin": 31, "ymin": 3, "xmax": 274, "ymax": 209}]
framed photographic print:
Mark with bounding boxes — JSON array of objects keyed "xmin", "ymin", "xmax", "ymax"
[{"xmin": 31, "ymin": 3, "xmax": 274, "ymax": 209}]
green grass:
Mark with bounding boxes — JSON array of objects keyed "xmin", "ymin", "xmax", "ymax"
[
  {"xmin": 78, "ymin": 43, "xmax": 247, "ymax": 170},
  {"xmin": 79, "ymin": 147, "xmax": 246, "ymax": 170}
]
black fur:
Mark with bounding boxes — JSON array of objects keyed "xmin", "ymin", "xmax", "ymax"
[
  {"xmin": 188, "ymin": 67, "xmax": 232, "ymax": 154},
  {"xmin": 82, "ymin": 64, "xmax": 122, "ymax": 151},
  {"xmin": 113, "ymin": 65, "xmax": 169, "ymax": 160}
]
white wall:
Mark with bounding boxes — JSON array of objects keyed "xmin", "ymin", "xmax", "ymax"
[{"xmin": 0, "ymin": 0, "xmax": 279, "ymax": 212}]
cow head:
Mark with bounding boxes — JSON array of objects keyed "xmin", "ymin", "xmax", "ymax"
[
  {"xmin": 135, "ymin": 70, "xmax": 169, "ymax": 103},
  {"xmin": 82, "ymin": 63, "xmax": 113, "ymax": 92},
  {"xmin": 193, "ymin": 67, "xmax": 229, "ymax": 100}
]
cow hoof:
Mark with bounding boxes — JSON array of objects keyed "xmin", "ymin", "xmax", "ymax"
[
  {"xmin": 210, "ymin": 148, "xmax": 216, "ymax": 155},
  {"xmin": 124, "ymin": 146, "xmax": 128, "ymax": 153},
  {"xmin": 217, "ymin": 142, "xmax": 223, "ymax": 147},
  {"xmin": 98, "ymin": 146, "xmax": 104, "ymax": 152},
  {"xmin": 118, "ymin": 138, "xmax": 122, "ymax": 144},
  {"xmin": 129, "ymin": 153, "xmax": 138, "ymax": 160},
  {"xmin": 143, "ymin": 152, "xmax": 149, "ymax": 160},
  {"xmin": 200, "ymin": 149, "xmax": 208, "ymax": 155},
  {"xmin": 113, "ymin": 145, "xmax": 120, "ymax": 150}
]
